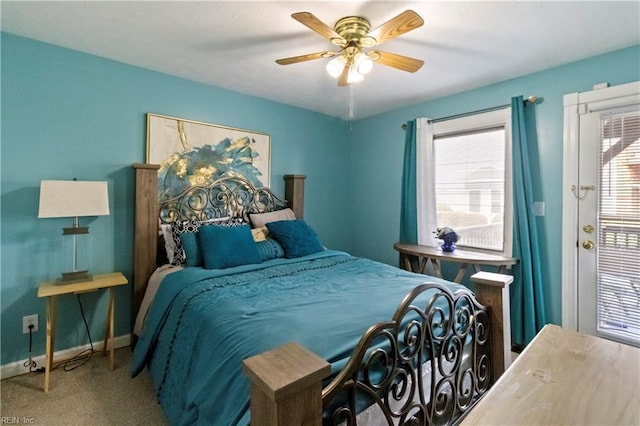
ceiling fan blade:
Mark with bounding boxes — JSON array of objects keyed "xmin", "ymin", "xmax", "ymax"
[
  {"xmin": 337, "ymin": 65, "xmax": 350, "ymax": 87},
  {"xmin": 276, "ymin": 51, "xmax": 336, "ymax": 65},
  {"xmin": 364, "ymin": 10, "xmax": 424, "ymax": 46},
  {"xmin": 292, "ymin": 12, "xmax": 347, "ymax": 46},
  {"xmin": 370, "ymin": 50, "xmax": 424, "ymax": 73}
]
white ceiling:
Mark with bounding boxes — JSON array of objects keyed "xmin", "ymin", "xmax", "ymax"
[{"xmin": 2, "ymin": 1, "xmax": 639, "ymax": 120}]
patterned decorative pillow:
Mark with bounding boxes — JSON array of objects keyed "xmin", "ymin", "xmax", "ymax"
[{"xmin": 169, "ymin": 217, "xmax": 244, "ymax": 265}]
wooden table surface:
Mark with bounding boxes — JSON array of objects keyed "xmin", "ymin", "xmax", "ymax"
[
  {"xmin": 462, "ymin": 324, "xmax": 640, "ymax": 425},
  {"xmin": 37, "ymin": 272, "xmax": 129, "ymax": 296}
]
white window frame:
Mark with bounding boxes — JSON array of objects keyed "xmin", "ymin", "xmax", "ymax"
[{"xmin": 432, "ymin": 108, "xmax": 513, "ymax": 256}]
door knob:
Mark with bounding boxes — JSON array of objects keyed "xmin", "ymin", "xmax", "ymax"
[
  {"xmin": 583, "ymin": 240, "xmax": 595, "ymax": 250},
  {"xmin": 583, "ymin": 224, "xmax": 594, "ymax": 234}
]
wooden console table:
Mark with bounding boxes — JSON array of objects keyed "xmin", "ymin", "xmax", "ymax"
[
  {"xmin": 462, "ymin": 324, "xmax": 640, "ymax": 425},
  {"xmin": 394, "ymin": 242, "xmax": 518, "ymax": 283},
  {"xmin": 37, "ymin": 272, "xmax": 128, "ymax": 392}
]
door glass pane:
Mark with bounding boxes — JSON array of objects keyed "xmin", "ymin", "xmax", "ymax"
[{"xmin": 597, "ymin": 108, "xmax": 640, "ymax": 345}]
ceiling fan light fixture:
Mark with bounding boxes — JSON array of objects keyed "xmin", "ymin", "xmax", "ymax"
[
  {"xmin": 326, "ymin": 55, "xmax": 347, "ymax": 78},
  {"xmin": 278, "ymin": 10, "xmax": 424, "ymax": 87},
  {"xmin": 347, "ymin": 66, "xmax": 364, "ymax": 84},
  {"xmin": 354, "ymin": 52, "xmax": 373, "ymax": 75}
]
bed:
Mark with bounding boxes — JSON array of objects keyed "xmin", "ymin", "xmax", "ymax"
[{"xmin": 130, "ymin": 163, "xmax": 512, "ymax": 425}]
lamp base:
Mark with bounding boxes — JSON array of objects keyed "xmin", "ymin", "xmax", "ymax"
[{"xmin": 58, "ymin": 270, "xmax": 93, "ymax": 284}]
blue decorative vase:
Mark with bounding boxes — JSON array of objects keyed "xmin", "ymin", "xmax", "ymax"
[{"xmin": 441, "ymin": 242, "xmax": 456, "ymax": 252}]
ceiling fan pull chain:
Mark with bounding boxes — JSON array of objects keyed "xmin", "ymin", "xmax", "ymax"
[{"xmin": 349, "ymin": 84, "xmax": 355, "ymax": 126}]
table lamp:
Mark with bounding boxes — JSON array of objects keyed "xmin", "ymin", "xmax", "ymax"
[{"xmin": 38, "ymin": 179, "xmax": 110, "ymax": 283}]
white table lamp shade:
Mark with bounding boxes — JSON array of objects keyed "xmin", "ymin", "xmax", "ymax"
[{"xmin": 38, "ymin": 180, "xmax": 110, "ymax": 218}]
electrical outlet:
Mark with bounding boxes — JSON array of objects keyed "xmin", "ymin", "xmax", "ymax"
[{"xmin": 23, "ymin": 314, "xmax": 38, "ymax": 334}]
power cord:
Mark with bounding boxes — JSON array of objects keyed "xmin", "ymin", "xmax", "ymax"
[
  {"xmin": 24, "ymin": 294, "xmax": 95, "ymax": 373},
  {"xmin": 24, "ymin": 324, "xmax": 44, "ymax": 372},
  {"xmin": 62, "ymin": 294, "xmax": 94, "ymax": 371}
]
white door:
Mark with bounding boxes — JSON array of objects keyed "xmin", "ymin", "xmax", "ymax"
[{"xmin": 563, "ymin": 82, "xmax": 640, "ymax": 347}]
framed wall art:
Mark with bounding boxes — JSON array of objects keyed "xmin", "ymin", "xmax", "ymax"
[{"xmin": 146, "ymin": 113, "xmax": 270, "ymax": 202}]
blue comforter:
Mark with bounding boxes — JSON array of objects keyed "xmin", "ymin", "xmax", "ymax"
[{"xmin": 132, "ymin": 250, "xmax": 466, "ymax": 425}]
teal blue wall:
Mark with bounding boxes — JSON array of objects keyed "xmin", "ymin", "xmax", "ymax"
[
  {"xmin": 1, "ymin": 33, "xmax": 352, "ymax": 365},
  {"xmin": 347, "ymin": 45, "xmax": 640, "ymax": 327},
  {"xmin": 2, "ymin": 32, "xmax": 639, "ymax": 366}
]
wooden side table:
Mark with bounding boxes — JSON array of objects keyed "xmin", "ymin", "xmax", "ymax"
[
  {"xmin": 37, "ymin": 272, "xmax": 128, "ymax": 392},
  {"xmin": 394, "ymin": 242, "xmax": 518, "ymax": 283}
]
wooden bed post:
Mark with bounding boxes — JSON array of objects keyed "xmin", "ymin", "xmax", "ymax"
[
  {"xmin": 243, "ymin": 342, "xmax": 331, "ymax": 426},
  {"xmin": 470, "ymin": 271, "xmax": 513, "ymax": 383},
  {"xmin": 131, "ymin": 163, "xmax": 160, "ymax": 344},
  {"xmin": 284, "ymin": 174, "xmax": 306, "ymax": 219}
]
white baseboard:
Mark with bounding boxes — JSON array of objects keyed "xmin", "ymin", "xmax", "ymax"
[{"xmin": 1, "ymin": 334, "xmax": 131, "ymax": 379}]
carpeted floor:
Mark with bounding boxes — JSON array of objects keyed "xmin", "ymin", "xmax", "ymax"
[{"xmin": 1, "ymin": 347, "xmax": 167, "ymax": 425}]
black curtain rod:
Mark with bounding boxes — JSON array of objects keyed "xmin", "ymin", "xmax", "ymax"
[{"xmin": 401, "ymin": 95, "xmax": 538, "ymax": 130}]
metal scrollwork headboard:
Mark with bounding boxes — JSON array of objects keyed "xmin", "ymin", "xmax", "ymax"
[{"xmin": 159, "ymin": 175, "xmax": 288, "ymax": 223}]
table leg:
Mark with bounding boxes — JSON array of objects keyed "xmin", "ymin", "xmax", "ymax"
[
  {"xmin": 401, "ymin": 254, "xmax": 413, "ymax": 272},
  {"xmin": 44, "ymin": 295, "xmax": 57, "ymax": 393},
  {"xmin": 416, "ymin": 257, "xmax": 427, "ymax": 274},
  {"xmin": 102, "ymin": 301, "xmax": 109, "ymax": 359},
  {"xmin": 453, "ymin": 263, "xmax": 470, "ymax": 283},
  {"xmin": 429, "ymin": 259, "xmax": 442, "ymax": 278},
  {"xmin": 103, "ymin": 288, "xmax": 116, "ymax": 370}
]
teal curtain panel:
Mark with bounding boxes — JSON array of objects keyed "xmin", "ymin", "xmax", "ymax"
[
  {"xmin": 511, "ymin": 95, "xmax": 547, "ymax": 346},
  {"xmin": 400, "ymin": 119, "xmax": 418, "ymax": 244}
]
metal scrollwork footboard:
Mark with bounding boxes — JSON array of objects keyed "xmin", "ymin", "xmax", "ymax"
[
  {"xmin": 322, "ymin": 282, "xmax": 491, "ymax": 425},
  {"xmin": 158, "ymin": 175, "xmax": 288, "ymax": 223}
]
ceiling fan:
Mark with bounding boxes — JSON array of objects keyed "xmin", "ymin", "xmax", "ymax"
[{"xmin": 276, "ymin": 10, "xmax": 424, "ymax": 87}]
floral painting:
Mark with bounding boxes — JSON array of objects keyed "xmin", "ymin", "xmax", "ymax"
[{"xmin": 146, "ymin": 113, "xmax": 270, "ymax": 203}]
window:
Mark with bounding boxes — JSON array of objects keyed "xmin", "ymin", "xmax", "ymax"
[
  {"xmin": 430, "ymin": 108, "xmax": 512, "ymax": 254},
  {"xmin": 596, "ymin": 108, "xmax": 640, "ymax": 344}
]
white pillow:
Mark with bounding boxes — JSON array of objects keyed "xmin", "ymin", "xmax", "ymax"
[{"xmin": 249, "ymin": 208, "xmax": 296, "ymax": 228}]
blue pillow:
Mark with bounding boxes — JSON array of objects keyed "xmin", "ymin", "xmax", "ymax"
[
  {"xmin": 181, "ymin": 231, "xmax": 201, "ymax": 267},
  {"xmin": 255, "ymin": 238, "xmax": 285, "ymax": 261},
  {"xmin": 170, "ymin": 218, "xmax": 244, "ymax": 266},
  {"xmin": 200, "ymin": 224, "xmax": 261, "ymax": 269},
  {"xmin": 266, "ymin": 219, "xmax": 324, "ymax": 258}
]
